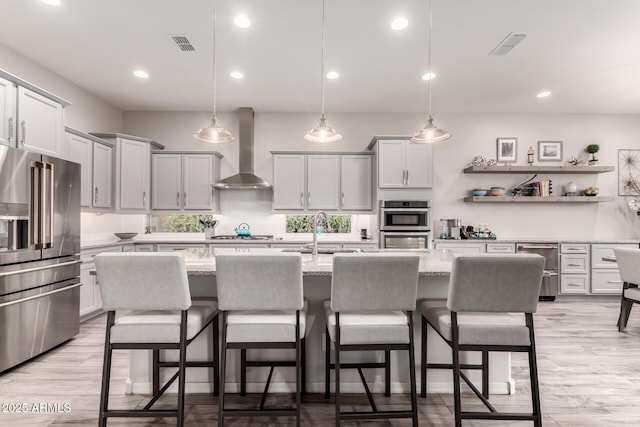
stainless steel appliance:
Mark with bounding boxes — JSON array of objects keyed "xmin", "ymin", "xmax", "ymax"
[
  {"xmin": 0, "ymin": 145, "xmax": 81, "ymax": 373},
  {"xmin": 379, "ymin": 200, "xmax": 431, "ymax": 249},
  {"xmin": 516, "ymin": 242, "xmax": 558, "ymax": 300}
]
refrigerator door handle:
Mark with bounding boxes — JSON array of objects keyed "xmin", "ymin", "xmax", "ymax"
[
  {"xmin": 0, "ymin": 282, "xmax": 82, "ymax": 309},
  {"xmin": 0, "ymin": 259, "xmax": 81, "ymax": 278},
  {"xmin": 45, "ymin": 162, "xmax": 54, "ymax": 249},
  {"xmin": 30, "ymin": 160, "xmax": 45, "ymax": 249}
]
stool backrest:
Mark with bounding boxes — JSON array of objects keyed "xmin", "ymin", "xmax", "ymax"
[
  {"xmin": 95, "ymin": 252, "xmax": 191, "ymax": 311},
  {"xmin": 331, "ymin": 253, "xmax": 420, "ymax": 312},
  {"xmin": 447, "ymin": 254, "xmax": 545, "ymax": 313},
  {"xmin": 215, "ymin": 253, "xmax": 303, "ymax": 311},
  {"xmin": 613, "ymin": 247, "xmax": 640, "ymax": 285}
]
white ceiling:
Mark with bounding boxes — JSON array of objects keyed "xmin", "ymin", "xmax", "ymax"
[{"xmin": 1, "ymin": 0, "xmax": 640, "ymax": 114}]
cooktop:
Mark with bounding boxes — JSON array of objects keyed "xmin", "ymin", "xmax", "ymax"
[{"xmin": 209, "ymin": 235, "xmax": 274, "ymax": 241}]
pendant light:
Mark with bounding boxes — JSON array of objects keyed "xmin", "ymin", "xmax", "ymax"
[
  {"xmin": 194, "ymin": 0, "xmax": 233, "ymax": 143},
  {"xmin": 411, "ymin": 0, "xmax": 450, "ymax": 143},
  {"xmin": 304, "ymin": 0, "xmax": 342, "ymax": 143}
]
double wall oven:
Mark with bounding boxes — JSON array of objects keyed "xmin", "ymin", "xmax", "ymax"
[
  {"xmin": 0, "ymin": 145, "xmax": 81, "ymax": 373},
  {"xmin": 379, "ymin": 200, "xmax": 431, "ymax": 249}
]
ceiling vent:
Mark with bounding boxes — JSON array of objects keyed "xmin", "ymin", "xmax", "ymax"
[
  {"xmin": 169, "ymin": 35, "xmax": 195, "ymax": 52},
  {"xmin": 488, "ymin": 32, "xmax": 526, "ymax": 55}
]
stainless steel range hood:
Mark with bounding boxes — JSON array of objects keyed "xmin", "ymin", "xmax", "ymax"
[{"xmin": 212, "ymin": 107, "xmax": 271, "ymax": 190}]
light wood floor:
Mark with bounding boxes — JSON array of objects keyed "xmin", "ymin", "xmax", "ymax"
[{"xmin": 1, "ymin": 299, "xmax": 639, "ymax": 426}]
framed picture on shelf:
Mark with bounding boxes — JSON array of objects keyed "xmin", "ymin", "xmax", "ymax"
[
  {"xmin": 538, "ymin": 141, "xmax": 563, "ymax": 161},
  {"xmin": 496, "ymin": 137, "xmax": 517, "ymax": 163}
]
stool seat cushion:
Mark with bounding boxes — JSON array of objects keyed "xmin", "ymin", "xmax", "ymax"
[
  {"xmin": 225, "ymin": 301, "xmax": 308, "ymax": 343},
  {"xmin": 110, "ymin": 299, "xmax": 218, "ymax": 344},
  {"xmin": 324, "ymin": 300, "xmax": 410, "ymax": 345},
  {"xmin": 624, "ymin": 287, "xmax": 640, "ymax": 301},
  {"xmin": 419, "ymin": 298, "xmax": 530, "ymax": 346}
]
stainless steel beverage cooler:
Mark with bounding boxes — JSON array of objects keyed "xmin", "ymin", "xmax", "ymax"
[{"xmin": 0, "ymin": 145, "xmax": 81, "ymax": 373}]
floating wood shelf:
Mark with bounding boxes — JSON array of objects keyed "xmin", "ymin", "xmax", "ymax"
[
  {"xmin": 463, "ymin": 165, "xmax": 615, "ymax": 174},
  {"xmin": 464, "ymin": 196, "xmax": 614, "ymax": 203}
]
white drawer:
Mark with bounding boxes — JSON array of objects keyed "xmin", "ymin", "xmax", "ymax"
[
  {"xmin": 81, "ymin": 246, "xmax": 123, "ymax": 262},
  {"xmin": 591, "ymin": 244, "xmax": 638, "ymax": 269},
  {"xmin": 561, "ymin": 254, "xmax": 589, "ymax": 274},
  {"xmin": 435, "ymin": 242, "xmax": 485, "ymax": 253},
  {"xmin": 486, "ymin": 243, "xmax": 515, "ymax": 253},
  {"xmin": 134, "ymin": 244, "xmax": 155, "ymax": 252},
  {"xmin": 560, "ymin": 275, "xmax": 588, "ymax": 294},
  {"xmin": 591, "ymin": 269, "xmax": 624, "ymax": 294},
  {"xmin": 561, "ymin": 244, "xmax": 589, "ymax": 254},
  {"xmin": 156, "ymin": 244, "xmax": 205, "ymax": 252}
]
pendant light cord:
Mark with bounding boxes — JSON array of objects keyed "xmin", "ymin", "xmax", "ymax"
[
  {"xmin": 321, "ymin": 0, "xmax": 326, "ymax": 116},
  {"xmin": 427, "ymin": 0, "xmax": 432, "ymax": 118},
  {"xmin": 212, "ymin": 1, "xmax": 217, "ymax": 116}
]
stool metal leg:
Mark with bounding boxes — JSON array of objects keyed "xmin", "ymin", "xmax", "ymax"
[
  {"xmin": 526, "ymin": 313, "xmax": 542, "ymax": 427},
  {"xmin": 295, "ymin": 310, "xmax": 301, "ymax": 427},
  {"xmin": 384, "ymin": 350, "xmax": 391, "ymax": 397},
  {"xmin": 407, "ymin": 311, "xmax": 418, "ymax": 427},
  {"xmin": 177, "ymin": 310, "xmax": 188, "ymax": 427},
  {"xmin": 301, "ymin": 336, "xmax": 306, "ymax": 395},
  {"xmin": 325, "ymin": 327, "xmax": 331, "ymax": 399},
  {"xmin": 153, "ymin": 350, "xmax": 160, "ymax": 396},
  {"xmin": 218, "ymin": 312, "xmax": 227, "ymax": 427},
  {"xmin": 451, "ymin": 313, "xmax": 463, "ymax": 427},
  {"xmin": 99, "ymin": 311, "xmax": 115, "ymax": 427},
  {"xmin": 213, "ymin": 314, "xmax": 220, "ymax": 396},
  {"xmin": 482, "ymin": 350, "xmax": 489, "ymax": 399},
  {"xmin": 334, "ymin": 312, "xmax": 341, "ymax": 426},
  {"xmin": 420, "ymin": 315, "xmax": 427, "ymax": 398},
  {"xmin": 240, "ymin": 349, "xmax": 247, "ymax": 396}
]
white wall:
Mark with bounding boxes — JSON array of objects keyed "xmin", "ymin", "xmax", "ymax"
[
  {"xmin": 0, "ymin": 42, "xmax": 122, "ymax": 132},
  {"xmin": 123, "ymin": 111, "xmax": 640, "ymax": 240}
]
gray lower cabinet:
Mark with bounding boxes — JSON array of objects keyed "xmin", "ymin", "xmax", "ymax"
[
  {"xmin": 80, "ymin": 245, "xmax": 123, "ymax": 321},
  {"xmin": 434, "ymin": 241, "xmax": 486, "ymax": 253},
  {"xmin": 590, "ymin": 243, "xmax": 637, "ymax": 294},
  {"xmin": 560, "ymin": 244, "xmax": 589, "ymax": 295}
]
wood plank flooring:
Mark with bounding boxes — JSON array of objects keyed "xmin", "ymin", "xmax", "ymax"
[{"xmin": 1, "ymin": 299, "xmax": 639, "ymax": 426}]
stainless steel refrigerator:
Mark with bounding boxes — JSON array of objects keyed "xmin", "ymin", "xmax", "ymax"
[{"xmin": 0, "ymin": 145, "xmax": 81, "ymax": 373}]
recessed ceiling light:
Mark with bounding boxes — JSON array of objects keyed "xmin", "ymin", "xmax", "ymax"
[
  {"xmin": 133, "ymin": 70, "xmax": 149, "ymax": 79},
  {"xmin": 390, "ymin": 17, "xmax": 408, "ymax": 31},
  {"xmin": 230, "ymin": 71, "xmax": 244, "ymax": 79},
  {"xmin": 537, "ymin": 91, "xmax": 551, "ymax": 98},
  {"xmin": 41, "ymin": 0, "xmax": 61, "ymax": 5},
  {"xmin": 326, "ymin": 71, "xmax": 340, "ymax": 80},
  {"xmin": 422, "ymin": 72, "xmax": 436, "ymax": 80},
  {"xmin": 234, "ymin": 15, "xmax": 251, "ymax": 28}
]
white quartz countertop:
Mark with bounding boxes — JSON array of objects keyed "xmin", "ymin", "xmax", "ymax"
[
  {"xmin": 81, "ymin": 233, "xmax": 378, "ymax": 250},
  {"xmin": 182, "ymin": 247, "xmax": 452, "ymax": 277}
]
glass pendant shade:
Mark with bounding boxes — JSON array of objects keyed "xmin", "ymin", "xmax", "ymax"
[
  {"xmin": 304, "ymin": 114, "xmax": 342, "ymax": 143},
  {"xmin": 410, "ymin": 116, "xmax": 451, "ymax": 143},
  {"xmin": 194, "ymin": 115, "xmax": 234, "ymax": 143}
]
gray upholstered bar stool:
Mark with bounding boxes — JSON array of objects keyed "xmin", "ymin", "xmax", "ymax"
[
  {"xmin": 324, "ymin": 253, "xmax": 420, "ymax": 426},
  {"xmin": 94, "ymin": 252, "xmax": 219, "ymax": 427},
  {"xmin": 215, "ymin": 252, "xmax": 305, "ymax": 427},
  {"xmin": 613, "ymin": 247, "xmax": 640, "ymax": 332},
  {"xmin": 419, "ymin": 253, "xmax": 545, "ymax": 427}
]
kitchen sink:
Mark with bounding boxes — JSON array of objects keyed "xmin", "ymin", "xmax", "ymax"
[{"xmin": 280, "ymin": 248, "xmax": 360, "ymax": 254}]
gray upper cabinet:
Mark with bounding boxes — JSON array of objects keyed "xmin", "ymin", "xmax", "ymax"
[
  {"xmin": 341, "ymin": 155, "xmax": 372, "ymax": 210},
  {"xmin": 151, "ymin": 152, "xmax": 221, "ymax": 212},
  {"xmin": 371, "ymin": 137, "xmax": 432, "ymax": 189},
  {"xmin": 63, "ymin": 128, "xmax": 112, "ymax": 209},
  {"xmin": 0, "ymin": 76, "xmax": 16, "ymax": 146},
  {"xmin": 91, "ymin": 133, "xmax": 164, "ymax": 212},
  {"xmin": 0, "ymin": 70, "xmax": 70, "ymax": 154},
  {"xmin": 17, "ymin": 87, "xmax": 64, "ymax": 157},
  {"xmin": 307, "ymin": 155, "xmax": 340, "ymax": 210},
  {"xmin": 272, "ymin": 151, "xmax": 373, "ymax": 212},
  {"xmin": 272, "ymin": 154, "xmax": 306, "ymax": 210}
]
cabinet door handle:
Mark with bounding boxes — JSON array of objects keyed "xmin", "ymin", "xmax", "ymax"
[
  {"xmin": 143, "ymin": 191, "xmax": 146, "ymax": 207},
  {"xmin": 308, "ymin": 193, "xmax": 311, "ymax": 206},
  {"xmin": 7, "ymin": 117, "xmax": 13, "ymax": 142},
  {"xmin": 300, "ymin": 192, "xmax": 304, "ymax": 207},
  {"xmin": 568, "ymin": 263, "xmax": 582, "ymax": 267},
  {"xmin": 177, "ymin": 192, "xmax": 181, "ymax": 207},
  {"xmin": 406, "ymin": 170, "xmax": 410, "ymax": 185},
  {"xmin": 607, "ymin": 280, "xmax": 623, "ymax": 284},
  {"xmin": 341, "ymin": 192, "xmax": 345, "ymax": 208},
  {"xmin": 183, "ymin": 192, "xmax": 187, "ymax": 207},
  {"xmin": 20, "ymin": 120, "xmax": 26, "ymax": 147},
  {"xmin": 94, "ymin": 187, "xmax": 98, "ymax": 204}
]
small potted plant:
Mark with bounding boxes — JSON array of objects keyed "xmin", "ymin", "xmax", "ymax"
[{"xmin": 586, "ymin": 144, "xmax": 600, "ymax": 165}]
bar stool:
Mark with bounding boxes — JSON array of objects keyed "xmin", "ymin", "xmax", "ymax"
[
  {"xmin": 419, "ymin": 253, "xmax": 545, "ymax": 427},
  {"xmin": 613, "ymin": 247, "xmax": 640, "ymax": 332},
  {"xmin": 215, "ymin": 252, "xmax": 305, "ymax": 427},
  {"xmin": 324, "ymin": 253, "xmax": 420, "ymax": 426},
  {"xmin": 94, "ymin": 252, "xmax": 219, "ymax": 427}
]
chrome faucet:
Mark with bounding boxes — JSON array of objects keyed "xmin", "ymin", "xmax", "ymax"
[{"xmin": 311, "ymin": 211, "xmax": 331, "ymax": 255}]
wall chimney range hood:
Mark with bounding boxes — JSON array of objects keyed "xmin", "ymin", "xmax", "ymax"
[{"xmin": 211, "ymin": 107, "xmax": 272, "ymax": 190}]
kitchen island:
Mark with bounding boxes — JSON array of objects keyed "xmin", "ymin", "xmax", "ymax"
[{"xmin": 126, "ymin": 248, "xmax": 515, "ymax": 397}]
